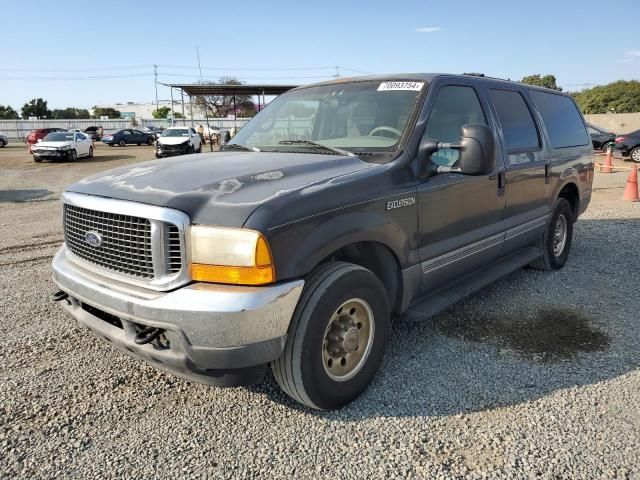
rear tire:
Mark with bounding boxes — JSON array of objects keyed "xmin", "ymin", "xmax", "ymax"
[
  {"xmin": 529, "ymin": 198, "xmax": 573, "ymax": 271},
  {"xmin": 272, "ymin": 262, "xmax": 390, "ymax": 410},
  {"xmin": 630, "ymin": 147, "xmax": 640, "ymax": 163},
  {"xmin": 147, "ymin": 137, "xmax": 154, "ymax": 146},
  {"xmin": 88, "ymin": 146, "xmax": 94, "ymax": 158},
  {"xmin": 601, "ymin": 142, "xmax": 613, "ymax": 153}
]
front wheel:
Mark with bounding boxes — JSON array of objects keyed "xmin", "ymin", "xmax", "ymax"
[
  {"xmin": 118, "ymin": 140, "xmax": 126, "ymax": 147},
  {"xmin": 529, "ymin": 198, "xmax": 574, "ymax": 271},
  {"xmin": 630, "ymin": 147, "xmax": 640, "ymax": 163},
  {"xmin": 33, "ymin": 155, "xmax": 42, "ymax": 163},
  {"xmin": 272, "ymin": 262, "xmax": 390, "ymax": 410},
  {"xmin": 67, "ymin": 149, "xmax": 77, "ymax": 162}
]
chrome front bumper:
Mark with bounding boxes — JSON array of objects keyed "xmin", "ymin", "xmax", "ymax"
[{"xmin": 52, "ymin": 247, "xmax": 304, "ymax": 385}]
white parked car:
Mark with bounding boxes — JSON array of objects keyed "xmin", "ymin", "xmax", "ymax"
[
  {"xmin": 31, "ymin": 131, "xmax": 94, "ymax": 163},
  {"xmin": 155, "ymin": 126, "xmax": 202, "ymax": 158}
]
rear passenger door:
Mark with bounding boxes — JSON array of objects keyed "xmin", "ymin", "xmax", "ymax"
[
  {"xmin": 416, "ymin": 80, "xmax": 506, "ymax": 291},
  {"xmin": 487, "ymin": 87, "xmax": 550, "ymax": 252}
]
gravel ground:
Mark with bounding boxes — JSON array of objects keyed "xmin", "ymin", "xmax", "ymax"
[{"xmin": 1, "ymin": 145, "xmax": 639, "ymax": 479}]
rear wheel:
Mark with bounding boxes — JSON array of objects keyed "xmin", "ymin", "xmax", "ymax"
[
  {"xmin": 529, "ymin": 198, "xmax": 574, "ymax": 271},
  {"xmin": 147, "ymin": 137, "xmax": 154, "ymax": 146},
  {"xmin": 272, "ymin": 262, "xmax": 390, "ymax": 410},
  {"xmin": 88, "ymin": 146, "xmax": 94, "ymax": 158},
  {"xmin": 601, "ymin": 142, "xmax": 613, "ymax": 153},
  {"xmin": 630, "ymin": 147, "xmax": 640, "ymax": 163},
  {"xmin": 0, "ymin": 140, "xmax": 5, "ymax": 147}
]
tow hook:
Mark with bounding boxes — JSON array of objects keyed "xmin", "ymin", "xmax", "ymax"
[
  {"xmin": 134, "ymin": 326, "xmax": 165, "ymax": 345},
  {"xmin": 52, "ymin": 290, "xmax": 69, "ymax": 302}
]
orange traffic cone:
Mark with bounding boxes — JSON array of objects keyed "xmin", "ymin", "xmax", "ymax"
[
  {"xmin": 601, "ymin": 147, "xmax": 613, "ymax": 173},
  {"xmin": 623, "ymin": 166, "xmax": 639, "ymax": 202}
]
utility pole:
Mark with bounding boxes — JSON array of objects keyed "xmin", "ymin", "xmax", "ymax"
[
  {"xmin": 335, "ymin": 66, "xmax": 340, "ymax": 78},
  {"xmin": 154, "ymin": 64, "xmax": 159, "ymax": 114}
]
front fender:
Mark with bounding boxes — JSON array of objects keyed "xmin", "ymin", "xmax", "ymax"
[{"xmin": 265, "ymin": 197, "xmax": 418, "ymax": 281}]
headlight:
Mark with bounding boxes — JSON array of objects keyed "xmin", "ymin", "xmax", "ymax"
[{"xmin": 189, "ymin": 226, "xmax": 275, "ymax": 285}]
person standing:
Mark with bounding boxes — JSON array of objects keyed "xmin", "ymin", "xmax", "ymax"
[{"xmin": 197, "ymin": 124, "xmax": 205, "ymax": 145}]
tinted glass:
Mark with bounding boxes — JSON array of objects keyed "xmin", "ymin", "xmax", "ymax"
[
  {"xmin": 424, "ymin": 85, "xmax": 486, "ymax": 166},
  {"xmin": 490, "ymin": 89, "xmax": 539, "ymax": 151},
  {"xmin": 529, "ymin": 90, "xmax": 589, "ymax": 148}
]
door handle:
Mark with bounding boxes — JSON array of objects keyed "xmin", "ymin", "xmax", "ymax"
[
  {"xmin": 497, "ymin": 171, "xmax": 506, "ymax": 196},
  {"xmin": 545, "ymin": 164, "xmax": 551, "ymax": 184}
]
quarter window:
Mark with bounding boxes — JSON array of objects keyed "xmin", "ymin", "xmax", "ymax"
[
  {"xmin": 423, "ymin": 85, "xmax": 487, "ymax": 167},
  {"xmin": 529, "ymin": 90, "xmax": 589, "ymax": 148},
  {"xmin": 490, "ymin": 89, "xmax": 540, "ymax": 153}
]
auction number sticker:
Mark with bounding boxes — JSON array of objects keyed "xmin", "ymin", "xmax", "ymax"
[{"xmin": 377, "ymin": 82, "xmax": 424, "ymax": 91}]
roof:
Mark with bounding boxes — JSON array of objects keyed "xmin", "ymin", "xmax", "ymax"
[{"xmin": 160, "ymin": 83, "xmax": 298, "ymax": 96}]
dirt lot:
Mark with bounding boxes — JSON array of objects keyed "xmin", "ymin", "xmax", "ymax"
[{"xmin": 1, "ymin": 144, "xmax": 639, "ymax": 479}]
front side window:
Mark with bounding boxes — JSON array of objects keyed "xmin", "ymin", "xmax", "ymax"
[
  {"xmin": 529, "ymin": 90, "xmax": 589, "ymax": 149},
  {"xmin": 490, "ymin": 89, "xmax": 540, "ymax": 155},
  {"xmin": 423, "ymin": 85, "xmax": 487, "ymax": 167},
  {"xmin": 230, "ymin": 80, "xmax": 426, "ymax": 158}
]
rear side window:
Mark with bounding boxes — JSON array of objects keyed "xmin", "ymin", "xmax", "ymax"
[
  {"xmin": 529, "ymin": 90, "xmax": 589, "ymax": 148},
  {"xmin": 490, "ymin": 89, "xmax": 540, "ymax": 152}
]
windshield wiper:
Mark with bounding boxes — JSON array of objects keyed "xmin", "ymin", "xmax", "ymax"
[
  {"xmin": 222, "ymin": 143, "xmax": 260, "ymax": 152},
  {"xmin": 278, "ymin": 140, "xmax": 355, "ymax": 157}
]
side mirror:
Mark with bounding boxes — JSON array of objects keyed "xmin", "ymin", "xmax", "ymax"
[{"xmin": 419, "ymin": 123, "xmax": 496, "ymax": 176}]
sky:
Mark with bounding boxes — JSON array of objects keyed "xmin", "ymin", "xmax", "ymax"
[{"xmin": 1, "ymin": 0, "xmax": 638, "ymax": 111}]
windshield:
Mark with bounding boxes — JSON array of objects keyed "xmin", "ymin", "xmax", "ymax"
[
  {"xmin": 230, "ymin": 80, "xmax": 426, "ymax": 154},
  {"xmin": 162, "ymin": 129, "xmax": 189, "ymax": 137},
  {"xmin": 44, "ymin": 133, "xmax": 74, "ymax": 142}
]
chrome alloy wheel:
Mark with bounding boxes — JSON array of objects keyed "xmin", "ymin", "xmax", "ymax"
[
  {"xmin": 553, "ymin": 213, "xmax": 568, "ymax": 257},
  {"xmin": 322, "ymin": 298, "xmax": 375, "ymax": 382}
]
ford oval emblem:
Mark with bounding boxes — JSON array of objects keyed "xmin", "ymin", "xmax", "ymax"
[{"xmin": 85, "ymin": 231, "xmax": 102, "ymax": 247}]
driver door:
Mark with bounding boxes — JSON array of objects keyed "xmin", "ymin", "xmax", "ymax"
[{"xmin": 416, "ymin": 81, "xmax": 506, "ymax": 292}]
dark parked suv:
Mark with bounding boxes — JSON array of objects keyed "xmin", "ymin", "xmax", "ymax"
[{"xmin": 52, "ymin": 74, "xmax": 593, "ymax": 410}]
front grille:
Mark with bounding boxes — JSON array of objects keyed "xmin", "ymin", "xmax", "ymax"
[
  {"xmin": 64, "ymin": 204, "xmax": 154, "ymax": 278},
  {"xmin": 165, "ymin": 224, "xmax": 182, "ymax": 274}
]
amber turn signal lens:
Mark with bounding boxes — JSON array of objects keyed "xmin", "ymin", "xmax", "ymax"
[{"xmin": 191, "ymin": 264, "xmax": 275, "ymax": 285}]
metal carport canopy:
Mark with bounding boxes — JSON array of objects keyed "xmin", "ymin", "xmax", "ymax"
[{"xmin": 159, "ymin": 83, "xmax": 298, "ymax": 96}]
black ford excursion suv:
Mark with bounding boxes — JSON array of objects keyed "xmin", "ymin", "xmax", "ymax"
[{"xmin": 52, "ymin": 74, "xmax": 593, "ymax": 410}]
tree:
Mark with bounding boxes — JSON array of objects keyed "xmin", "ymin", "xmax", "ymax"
[
  {"xmin": 520, "ymin": 74, "xmax": 562, "ymax": 91},
  {"xmin": 193, "ymin": 77, "xmax": 256, "ymax": 118},
  {"xmin": 51, "ymin": 108, "xmax": 91, "ymax": 119},
  {"xmin": 21, "ymin": 98, "xmax": 51, "ymax": 119},
  {"xmin": 152, "ymin": 106, "xmax": 171, "ymax": 119},
  {"xmin": 571, "ymin": 80, "xmax": 640, "ymax": 114},
  {"xmin": 92, "ymin": 107, "xmax": 121, "ymax": 119},
  {"xmin": 0, "ymin": 105, "xmax": 19, "ymax": 119}
]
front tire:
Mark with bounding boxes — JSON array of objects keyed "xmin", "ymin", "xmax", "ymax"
[
  {"xmin": 33, "ymin": 155, "xmax": 42, "ymax": 163},
  {"xmin": 272, "ymin": 262, "xmax": 390, "ymax": 410},
  {"xmin": 529, "ymin": 198, "xmax": 574, "ymax": 271},
  {"xmin": 118, "ymin": 140, "xmax": 126, "ymax": 147},
  {"xmin": 67, "ymin": 149, "xmax": 77, "ymax": 162},
  {"xmin": 88, "ymin": 146, "xmax": 94, "ymax": 158},
  {"xmin": 630, "ymin": 147, "xmax": 640, "ymax": 163}
]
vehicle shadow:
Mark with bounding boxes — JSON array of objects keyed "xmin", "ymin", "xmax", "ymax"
[
  {"xmin": 0, "ymin": 189, "xmax": 53, "ymax": 203},
  {"xmin": 248, "ymin": 217, "xmax": 640, "ymax": 419},
  {"xmin": 72, "ymin": 154, "xmax": 136, "ymax": 163}
]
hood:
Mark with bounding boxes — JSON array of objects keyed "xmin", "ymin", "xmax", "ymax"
[
  {"xmin": 158, "ymin": 137, "xmax": 191, "ymax": 145},
  {"xmin": 35, "ymin": 141, "xmax": 72, "ymax": 149},
  {"xmin": 66, "ymin": 151, "xmax": 375, "ymax": 227}
]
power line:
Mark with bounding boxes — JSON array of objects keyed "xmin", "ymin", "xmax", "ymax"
[
  {"xmin": 0, "ymin": 72, "xmax": 153, "ymax": 80},
  {"xmin": 0, "ymin": 65, "xmax": 153, "ymax": 73}
]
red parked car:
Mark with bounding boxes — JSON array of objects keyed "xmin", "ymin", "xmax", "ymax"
[{"xmin": 26, "ymin": 128, "xmax": 67, "ymax": 152}]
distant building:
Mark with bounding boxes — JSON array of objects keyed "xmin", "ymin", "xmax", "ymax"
[{"xmin": 91, "ymin": 100, "xmax": 199, "ymax": 119}]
